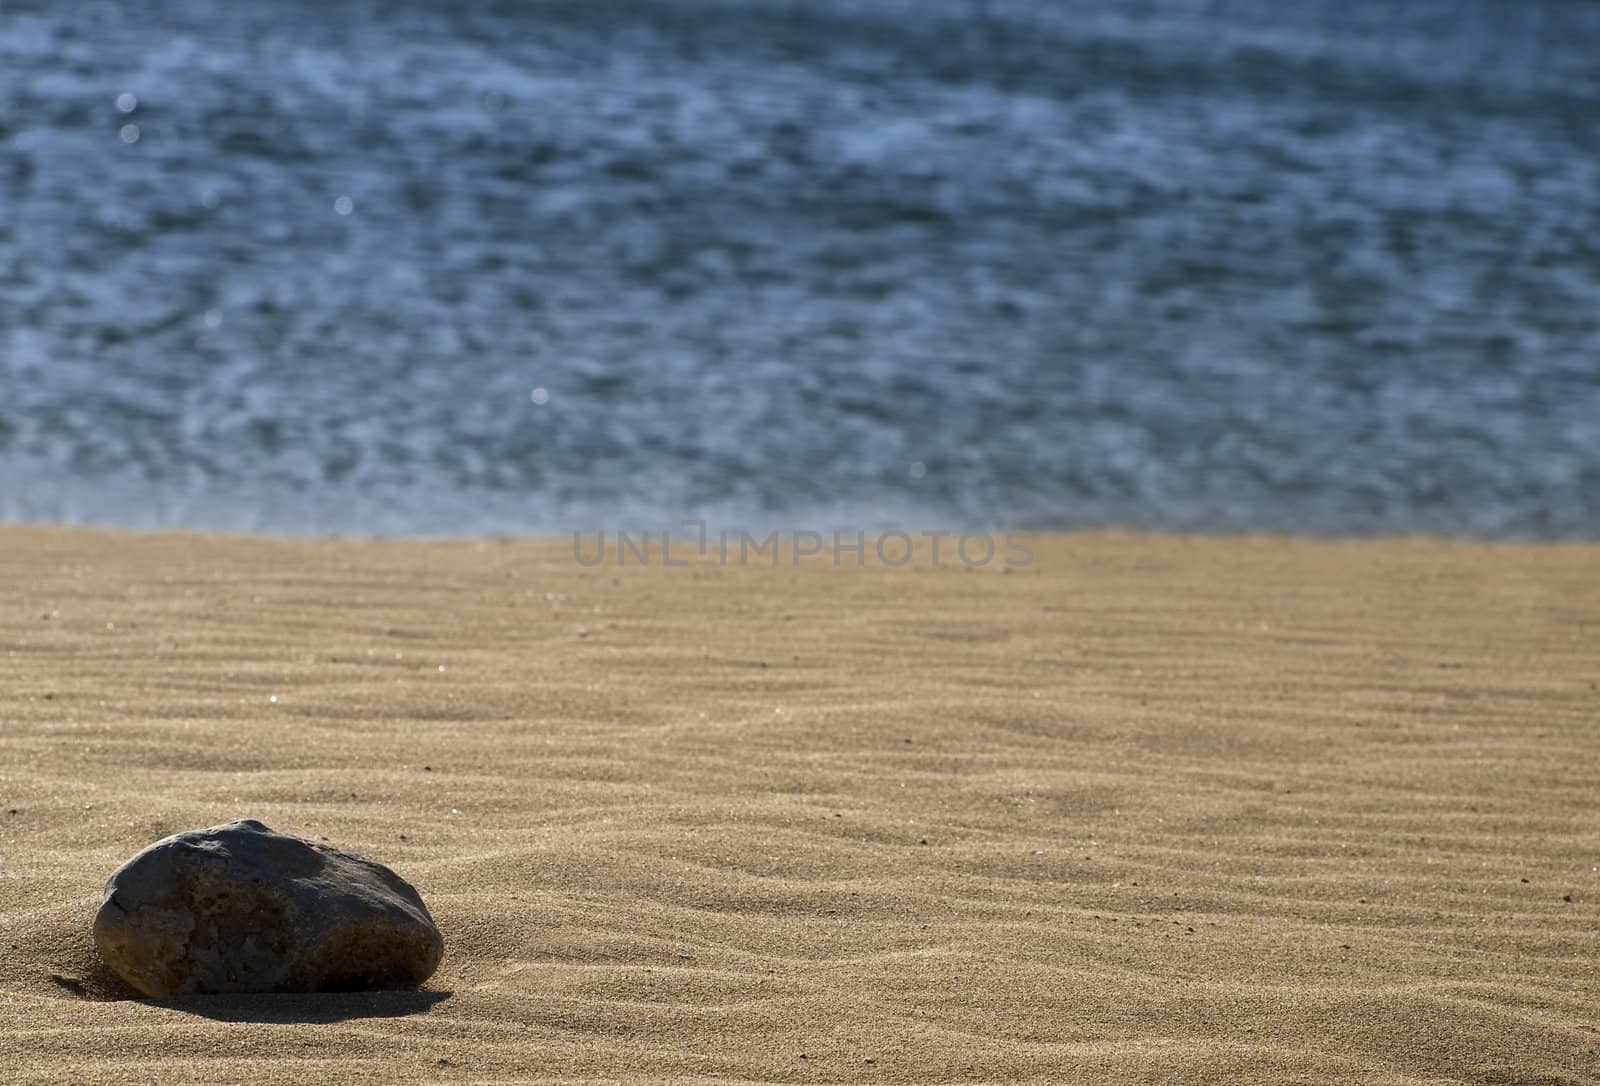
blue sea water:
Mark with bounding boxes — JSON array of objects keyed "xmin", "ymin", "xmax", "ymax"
[{"xmin": 2, "ymin": 0, "xmax": 1598, "ymax": 538}]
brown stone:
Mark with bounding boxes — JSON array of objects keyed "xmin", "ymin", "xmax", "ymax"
[{"xmin": 93, "ymin": 819, "xmax": 443, "ymax": 998}]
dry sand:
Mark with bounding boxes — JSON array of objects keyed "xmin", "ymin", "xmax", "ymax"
[{"xmin": 0, "ymin": 525, "xmax": 1596, "ymax": 1084}]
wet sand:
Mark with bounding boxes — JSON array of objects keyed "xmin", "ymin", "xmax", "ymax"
[{"xmin": 1, "ymin": 526, "xmax": 1596, "ymax": 1084}]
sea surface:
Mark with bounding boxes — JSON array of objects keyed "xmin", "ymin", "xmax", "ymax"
[{"xmin": 3, "ymin": 0, "xmax": 1598, "ymax": 538}]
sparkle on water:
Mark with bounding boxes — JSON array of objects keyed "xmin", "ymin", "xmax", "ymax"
[{"xmin": 3, "ymin": 0, "xmax": 1598, "ymax": 539}]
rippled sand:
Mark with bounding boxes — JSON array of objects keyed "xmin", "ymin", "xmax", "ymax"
[{"xmin": 1, "ymin": 527, "xmax": 1596, "ymax": 1083}]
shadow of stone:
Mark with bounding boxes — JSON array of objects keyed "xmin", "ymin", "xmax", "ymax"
[
  {"xmin": 150, "ymin": 988, "xmax": 452, "ymax": 1023},
  {"xmin": 45, "ymin": 949, "xmax": 143, "ymax": 1002}
]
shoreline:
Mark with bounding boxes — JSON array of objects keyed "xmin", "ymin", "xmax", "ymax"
[
  {"xmin": 5, "ymin": 517, "xmax": 1597, "ymax": 548},
  {"xmin": 2, "ymin": 525, "xmax": 1596, "ymax": 1083}
]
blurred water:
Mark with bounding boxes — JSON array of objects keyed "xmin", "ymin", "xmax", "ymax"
[{"xmin": 2, "ymin": 0, "xmax": 1598, "ymax": 537}]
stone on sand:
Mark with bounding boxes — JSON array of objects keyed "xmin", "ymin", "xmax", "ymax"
[{"xmin": 93, "ymin": 819, "xmax": 443, "ymax": 999}]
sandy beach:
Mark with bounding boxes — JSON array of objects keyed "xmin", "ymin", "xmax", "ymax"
[{"xmin": 1, "ymin": 525, "xmax": 1596, "ymax": 1084}]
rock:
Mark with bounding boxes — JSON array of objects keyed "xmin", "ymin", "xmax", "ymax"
[{"xmin": 93, "ymin": 819, "xmax": 443, "ymax": 999}]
